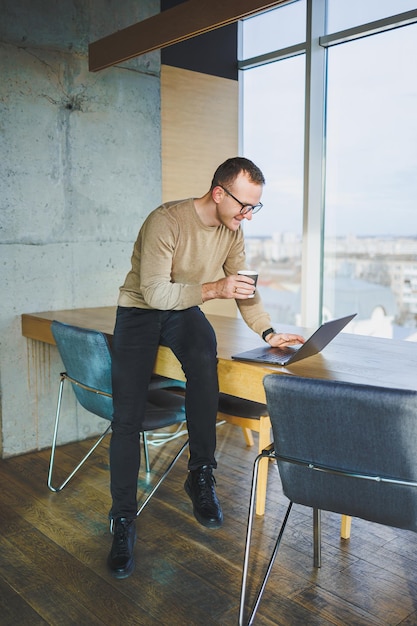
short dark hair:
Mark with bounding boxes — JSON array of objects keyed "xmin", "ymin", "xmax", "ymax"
[{"xmin": 210, "ymin": 157, "xmax": 266, "ymax": 190}]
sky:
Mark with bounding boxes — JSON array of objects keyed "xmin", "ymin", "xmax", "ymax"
[{"xmin": 240, "ymin": 0, "xmax": 417, "ymax": 238}]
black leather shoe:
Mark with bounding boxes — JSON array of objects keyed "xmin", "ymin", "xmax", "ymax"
[
  {"xmin": 184, "ymin": 465, "xmax": 223, "ymax": 529},
  {"xmin": 107, "ymin": 517, "xmax": 136, "ymax": 579}
]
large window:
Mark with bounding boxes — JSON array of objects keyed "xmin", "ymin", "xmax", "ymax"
[
  {"xmin": 240, "ymin": 0, "xmax": 417, "ymax": 340},
  {"xmin": 241, "ymin": 56, "xmax": 305, "ymax": 324},
  {"xmin": 324, "ymin": 23, "xmax": 417, "ymax": 338}
]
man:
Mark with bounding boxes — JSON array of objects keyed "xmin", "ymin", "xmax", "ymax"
[{"xmin": 107, "ymin": 157, "xmax": 305, "ymax": 578}]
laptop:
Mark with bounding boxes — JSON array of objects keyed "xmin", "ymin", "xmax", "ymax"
[{"xmin": 232, "ymin": 313, "xmax": 357, "ymax": 367}]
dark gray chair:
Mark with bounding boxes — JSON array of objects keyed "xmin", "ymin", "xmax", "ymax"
[
  {"xmin": 239, "ymin": 374, "xmax": 417, "ymax": 626},
  {"xmin": 48, "ymin": 321, "xmax": 187, "ymax": 517}
]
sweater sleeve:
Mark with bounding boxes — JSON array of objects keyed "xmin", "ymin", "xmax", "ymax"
[{"xmin": 237, "ymin": 294, "xmax": 273, "ymax": 338}]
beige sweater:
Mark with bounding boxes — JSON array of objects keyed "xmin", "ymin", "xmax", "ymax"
[{"xmin": 118, "ymin": 198, "xmax": 272, "ymax": 338}]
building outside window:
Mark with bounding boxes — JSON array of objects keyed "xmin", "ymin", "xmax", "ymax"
[{"xmin": 240, "ymin": 0, "xmax": 417, "ymax": 341}]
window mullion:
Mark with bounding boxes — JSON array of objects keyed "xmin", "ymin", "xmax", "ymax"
[
  {"xmin": 301, "ymin": 0, "xmax": 327, "ymax": 327},
  {"xmin": 320, "ymin": 8, "xmax": 417, "ymax": 48}
]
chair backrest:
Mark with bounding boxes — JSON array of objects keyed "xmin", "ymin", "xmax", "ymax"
[
  {"xmin": 263, "ymin": 374, "xmax": 417, "ymax": 532},
  {"xmin": 51, "ymin": 320, "xmax": 113, "ymax": 421}
]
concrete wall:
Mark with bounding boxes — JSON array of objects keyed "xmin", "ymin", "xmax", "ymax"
[{"xmin": 0, "ymin": 0, "xmax": 161, "ymax": 457}]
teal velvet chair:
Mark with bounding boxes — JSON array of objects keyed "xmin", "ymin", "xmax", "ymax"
[{"xmin": 48, "ymin": 321, "xmax": 187, "ymax": 518}]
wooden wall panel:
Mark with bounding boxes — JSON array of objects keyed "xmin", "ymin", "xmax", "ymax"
[
  {"xmin": 161, "ymin": 64, "xmax": 238, "ymax": 200},
  {"xmin": 161, "ymin": 64, "xmax": 238, "ymax": 317}
]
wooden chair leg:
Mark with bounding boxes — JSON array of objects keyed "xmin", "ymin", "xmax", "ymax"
[
  {"xmin": 241, "ymin": 426, "xmax": 254, "ymax": 447},
  {"xmin": 255, "ymin": 415, "xmax": 272, "ymax": 516},
  {"xmin": 341, "ymin": 515, "xmax": 352, "ymax": 539}
]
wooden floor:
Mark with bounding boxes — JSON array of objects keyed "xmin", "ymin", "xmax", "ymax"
[{"xmin": 1, "ymin": 423, "xmax": 417, "ymax": 625}]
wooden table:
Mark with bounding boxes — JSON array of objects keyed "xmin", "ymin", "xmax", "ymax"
[
  {"xmin": 22, "ymin": 307, "xmax": 417, "ymax": 533},
  {"xmin": 21, "ymin": 306, "xmax": 417, "ymax": 397}
]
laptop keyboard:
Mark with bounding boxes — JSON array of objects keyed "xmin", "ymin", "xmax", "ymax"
[
  {"xmin": 257, "ymin": 347, "xmax": 295, "ymax": 364},
  {"xmin": 258, "ymin": 353, "xmax": 287, "ymax": 364}
]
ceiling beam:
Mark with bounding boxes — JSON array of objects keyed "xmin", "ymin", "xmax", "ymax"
[{"xmin": 89, "ymin": 0, "xmax": 286, "ymax": 72}]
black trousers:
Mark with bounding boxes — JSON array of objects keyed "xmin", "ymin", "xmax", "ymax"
[{"xmin": 110, "ymin": 305, "xmax": 219, "ymax": 519}]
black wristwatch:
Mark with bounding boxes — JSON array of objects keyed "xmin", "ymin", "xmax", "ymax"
[{"xmin": 262, "ymin": 327, "xmax": 275, "ymax": 342}]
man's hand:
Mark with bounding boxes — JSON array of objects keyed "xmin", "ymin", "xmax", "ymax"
[
  {"xmin": 266, "ymin": 332, "xmax": 305, "ymax": 347},
  {"xmin": 202, "ymin": 275, "xmax": 256, "ymax": 301}
]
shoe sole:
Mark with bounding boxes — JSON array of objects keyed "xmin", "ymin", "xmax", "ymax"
[
  {"xmin": 109, "ymin": 561, "xmax": 135, "ymax": 580},
  {"xmin": 184, "ymin": 480, "xmax": 223, "ymax": 529}
]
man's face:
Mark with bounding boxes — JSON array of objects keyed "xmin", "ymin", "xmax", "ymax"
[{"xmin": 213, "ymin": 172, "xmax": 263, "ymax": 231}]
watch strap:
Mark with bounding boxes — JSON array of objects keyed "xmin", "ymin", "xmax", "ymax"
[{"xmin": 262, "ymin": 327, "xmax": 275, "ymax": 342}]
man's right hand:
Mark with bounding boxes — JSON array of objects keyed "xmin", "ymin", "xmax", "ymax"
[{"xmin": 202, "ymin": 275, "xmax": 256, "ymax": 302}]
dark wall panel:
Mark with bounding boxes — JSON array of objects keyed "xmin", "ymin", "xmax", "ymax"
[{"xmin": 161, "ymin": 0, "xmax": 238, "ymax": 80}]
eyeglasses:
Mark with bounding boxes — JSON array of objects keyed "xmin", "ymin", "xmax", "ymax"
[{"xmin": 218, "ymin": 185, "xmax": 263, "ymax": 216}]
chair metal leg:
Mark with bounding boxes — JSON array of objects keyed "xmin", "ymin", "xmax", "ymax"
[
  {"xmin": 239, "ymin": 448, "xmax": 292, "ymax": 626},
  {"xmin": 136, "ymin": 438, "xmax": 189, "ymax": 517},
  {"xmin": 48, "ymin": 376, "xmax": 112, "ymax": 492},
  {"xmin": 142, "ymin": 432, "xmax": 151, "ymax": 473},
  {"xmin": 313, "ymin": 508, "xmax": 322, "ymax": 568}
]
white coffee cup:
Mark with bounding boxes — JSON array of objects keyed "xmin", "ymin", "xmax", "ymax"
[{"xmin": 237, "ymin": 270, "xmax": 258, "ymax": 298}]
